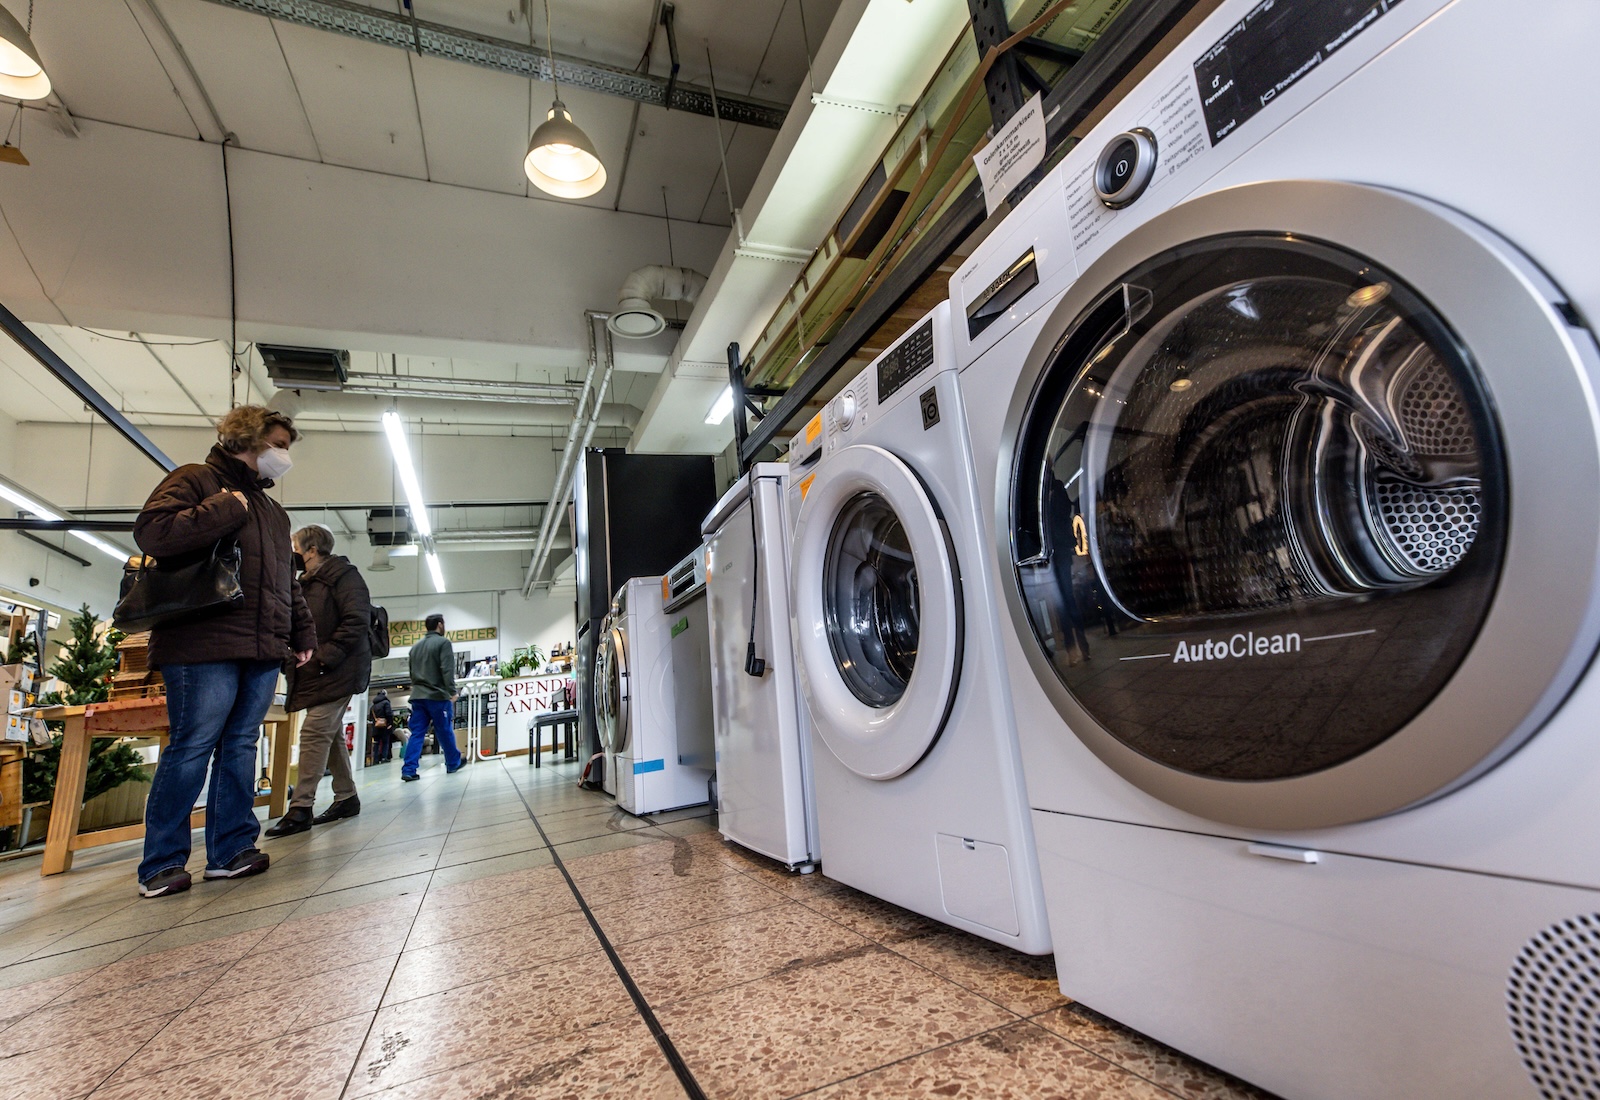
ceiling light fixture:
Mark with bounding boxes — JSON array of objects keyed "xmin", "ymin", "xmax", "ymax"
[
  {"xmin": 0, "ymin": 3, "xmax": 50, "ymax": 101},
  {"xmin": 382, "ymin": 410, "xmax": 446, "ymax": 593},
  {"xmin": 0, "ymin": 482, "xmax": 128, "ymax": 563},
  {"xmin": 704, "ymin": 385, "xmax": 734, "ymax": 425},
  {"xmin": 523, "ymin": 0, "xmax": 605, "ymax": 199}
]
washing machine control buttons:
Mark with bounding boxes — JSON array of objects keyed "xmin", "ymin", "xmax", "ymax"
[
  {"xmin": 1094, "ymin": 128, "xmax": 1157, "ymax": 209},
  {"xmin": 836, "ymin": 391, "xmax": 858, "ymax": 430}
]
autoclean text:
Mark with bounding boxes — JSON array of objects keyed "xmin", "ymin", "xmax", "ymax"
[{"xmin": 1173, "ymin": 632, "xmax": 1301, "ymax": 663}]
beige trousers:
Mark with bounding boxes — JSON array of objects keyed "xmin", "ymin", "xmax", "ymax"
[{"xmin": 291, "ymin": 697, "xmax": 356, "ymax": 810}]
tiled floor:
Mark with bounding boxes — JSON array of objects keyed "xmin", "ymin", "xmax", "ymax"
[{"xmin": 0, "ymin": 754, "xmax": 1271, "ymax": 1099}]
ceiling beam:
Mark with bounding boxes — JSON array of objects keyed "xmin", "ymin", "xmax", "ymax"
[{"xmin": 198, "ymin": 0, "xmax": 789, "ymax": 129}]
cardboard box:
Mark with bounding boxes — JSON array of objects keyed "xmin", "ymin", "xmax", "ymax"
[
  {"xmin": 4, "ymin": 690, "xmax": 24, "ymax": 717},
  {"xmin": 4, "ymin": 713, "xmax": 26, "ymax": 742}
]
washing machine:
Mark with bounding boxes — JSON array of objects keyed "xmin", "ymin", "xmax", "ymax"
[
  {"xmin": 786, "ymin": 300, "xmax": 1051, "ymax": 953},
  {"xmin": 594, "ymin": 577, "xmax": 711, "ymax": 815},
  {"xmin": 953, "ymin": 0, "xmax": 1600, "ymax": 1096},
  {"xmin": 703, "ymin": 463, "xmax": 821, "ymax": 871}
]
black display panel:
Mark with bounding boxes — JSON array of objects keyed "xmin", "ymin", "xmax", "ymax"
[
  {"xmin": 877, "ymin": 319, "xmax": 936, "ymax": 404},
  {"xmin": 1010, "ymin": 234, "xmax": 1506, "ymax": 782},
  {"xmin": 1195, "ymin": 0, "xmax": 1404, "ymax": 145}
]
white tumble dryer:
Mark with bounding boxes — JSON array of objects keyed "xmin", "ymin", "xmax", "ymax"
[
  {"xmin": 702, "ymin": 463, "xmax": 820, "ymax": 871},
  {"xmin": 786, "ymin": 301, "xmax": 1051, "ymax": 953},
  {"xmin": 595, "ymin": 577, "xmax": 711, "ymax": 816},
  {"xmin": 954, "ymin": 0, "xmax": 1600, "ymax": 1096}
]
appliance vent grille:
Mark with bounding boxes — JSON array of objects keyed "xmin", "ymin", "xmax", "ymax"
[{"xmin": 1508, "ymin": 913, "xmax": 1600, "ymax": 1099}]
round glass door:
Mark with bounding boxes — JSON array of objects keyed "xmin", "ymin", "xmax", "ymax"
[
  {"xmin": 823, "ymin": 491, "xmax": 920, "ymax": 708},
  {"xmin": 597, "ymin": 627, "xmax": 629, "ymax": 754},
  {"xmin": 790, "ymin": 443, "xmax": 962, "ymax": 780},
  {"xmin": 1011, "ymin": 234, "xmax": 1507, "ymax": 783}
]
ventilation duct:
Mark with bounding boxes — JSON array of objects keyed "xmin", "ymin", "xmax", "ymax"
[
  {"xmin": 267, "ymin": 389, "xmax": 639, "ymax": 429},
  {"xmin": 259, "ymin": 344, "xmax": 350, "ymax": 392},
  {"xmin": 607, "ymin": 266, "xmax": 707, "ymax": 339}
]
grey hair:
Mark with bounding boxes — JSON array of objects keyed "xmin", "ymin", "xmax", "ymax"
[{"xmin": 293, "ymin": 524, "xmax": 335, "ymax": 556}]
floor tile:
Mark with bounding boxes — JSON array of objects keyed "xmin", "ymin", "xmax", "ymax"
[
  {"xmin": 54, "ymin": 926, "xmax": 268, "ymax": 1004},
  {"xmin": 89, "ymin": 1010, "xmax": 373, "ymax": 1100},
  {"xmin": 405, "ymin": 879, "xmax": 577, "ymax": 948},
  {"xmin": 348, "ymin": 950, "xmax": 634, "ymax": 1096},
  {"xmin": 124, "ymin": 901, "xmax": 301, "ymax": 958},
  {"xmin": 351, "ymin": 1015, "xmax": 680, "ymax": 1100},
  {"xmin": 296, "ymin": 871, "xmax": 432, "ymax": 917},
  {"xmin": 1034, "ymin": 1004, "xmax": 1276, "ymax": 1100},
  {"xmin": 887, "ymin": 928, "xmax": 1068, "ymax": 1015},
  {"xmin": 202, "ymin": 918, "xmax": 411, "ymax": 1003},
  {"xmin": 383, "ymin": 909, "xmax": 598, "ymax": 1004},
  {"xmin": 0, "ymin": 962, "xmax": 222, "ymax": 1056},
  {"xmin": 806, "ymin": 1019, "xmax": 1179, "ymax": 1099},
  {"xmin": 616, "ymin": 900, "xmax": 868, "ymax": 1004},
  {"xmin": 795, "ymin": 885, "xmax": 946, "ymax": 945},
  {"xmin": 0, "ymin": 936, "xmax": 152, "ymax": 993},
  {"xmin": 105, "ymin": 953, "xmax": 397, "ymax": 1085},
  {"xmin": 0, "ymin": 1011, "xmax": 171, "ymax": 1100},
  {"xmin": 657, "ymin": 945, "xmax": 1017, "ymax": 1099},
  {"xmin": 586, "ymin": 869, "xmax": 783, "ymax": 944},
  {"xmin": 570, "ymin": 850, "xmax": 746, "ymax": 906},
  {"xmin": 418, "ymin": 861, "xmax": 565, "ymax": 912}
]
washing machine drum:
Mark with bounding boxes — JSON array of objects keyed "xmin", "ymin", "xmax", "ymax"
[
  {"xmin": 1006, "ymin": 184, "xmax": 1600, "ymax": 828},
  {"xmin": 596, "ymin": 626, "xmax": 629, "ymax": 754}
]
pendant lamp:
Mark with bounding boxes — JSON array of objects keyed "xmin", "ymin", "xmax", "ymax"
[
  {"xmin": 523, "ymin": 0, "xmax": 604, "ymax": 199},
  {"xmin": 524, "ymin": 100, "xmax": 606, "ymax": 198},
  {"xmin": 0, "ymin": 3, "xmax": 49, "ymax": 101}
]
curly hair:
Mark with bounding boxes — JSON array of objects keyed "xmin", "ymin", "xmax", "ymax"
[{"xmin": 216, "ymin": 405, "xmax": 300, "ymax": 454}]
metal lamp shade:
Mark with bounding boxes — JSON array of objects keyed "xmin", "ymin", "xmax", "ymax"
[
  {"xmin": 0, "ymin": 3, "xmax": 48, "ymax": 101},
  {"xmin": 523, "ymin": 101, "xmax": 606, "ymax": 199}
]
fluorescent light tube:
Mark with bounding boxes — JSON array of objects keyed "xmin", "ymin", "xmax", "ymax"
[
  {"xmin": 0, "ymin": 481, "xmax": 129, "ymax": 562},
  {"xmin": 705, "ymin": 385, "xmax": 734, "ymax": 425},
  {"xmin": 426, "ymin": 551, "xmax": 446, "ymax": 593},
  {"xmin": 381, "ymin": 410, "xmax": 432, "ymax": 537},
  {"xmin": 0, "ymin": 482, "xmax": 62, "ymax": 521}
]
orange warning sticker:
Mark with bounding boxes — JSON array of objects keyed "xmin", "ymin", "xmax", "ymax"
[
  {"xmin": 805, "ymin": 414, "xmax": 822, "ymax": 444},
  {"xmin": 799, "ymin": 473, "xmax": 816, "ymax": 500},
  {"xmin": 661, "ymin": 576, "xmax": 670, "ymax": 601}
]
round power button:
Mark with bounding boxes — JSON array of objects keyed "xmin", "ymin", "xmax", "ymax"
[
  {"xmin": 1094, "ymin": 127, "xmax": 1157, "ymax": 209},
  {"xmin": 836, "ymin": 391, "xmax": 858, "ymax": 430}
]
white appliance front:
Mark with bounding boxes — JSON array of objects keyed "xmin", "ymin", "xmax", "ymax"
[
  {"xmin": 954, "ymin": 0, "xmax": 1600, "ymax": 1096},
  {"xmin": 702, "ymin": 463, "xmax": 820, "ymax": 870},
  {"xmin": 787, "ymin": 301, "xmax": 1051, "ymax": 954},
  {"xmin": 603, "ymin": 577, "xmax": 712, "ymax": 816}
]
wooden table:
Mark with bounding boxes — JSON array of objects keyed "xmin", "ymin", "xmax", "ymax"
[
  {"xmin": 35, "ymin": 697, "xmax": 295, "ymax": 875},
  {"xmin": 0, "ymin": 742, "xmax": 24, "ymax": 831}
]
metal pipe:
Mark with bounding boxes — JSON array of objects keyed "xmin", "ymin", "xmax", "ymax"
[
  {"xmin": 521, "ymin": 311, "xmax": 607, "ymax": 595},
  {"xmin": 195, "ymin": 0, "xmax": 787, "ymax": 128},
  {"xmin": 343, "ymin": 372, "xmax": 581, "ymax": 396}
]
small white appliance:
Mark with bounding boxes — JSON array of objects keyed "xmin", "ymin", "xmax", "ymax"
[
  {"xmin": 702, "ymin": 463, "xmax": 820, "ymax": 871},
  {"xmin": 595, "ymin": 577, "xmax": 712, "ymax": 815},
  {"xmin": 953, "ymin": 0, "xmax": 1600, "ymax": 1096},
  {"xmin": 786, "ymin": 301, "xmax": 1051, "ymax": 953}
]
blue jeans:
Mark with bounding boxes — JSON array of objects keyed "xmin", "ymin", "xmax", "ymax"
[
  {"xmin": 404, "ymin": 699, "xmax": 461, "ymax": 776},
  {"xmin": 140, "ymin": 660, "xmax": 277, "ymax": 882}
]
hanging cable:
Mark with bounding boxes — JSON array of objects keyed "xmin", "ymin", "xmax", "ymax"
[
  {"xmin": 222, "ymin": 140, "xmax": 239, "ymax": 409},
  {"xmin": 542, "ymin": 0, "xmax": 559, "ymax": 97}
]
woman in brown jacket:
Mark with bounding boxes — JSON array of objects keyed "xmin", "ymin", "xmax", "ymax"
[{"xmin": 132, "ymin": 406, "xmax": 316, "ymax": 898}]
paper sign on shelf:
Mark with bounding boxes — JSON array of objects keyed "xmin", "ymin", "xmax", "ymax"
[{"xmin": 976, "ymin": 92, "xmax": 1047, "ymax": 216}]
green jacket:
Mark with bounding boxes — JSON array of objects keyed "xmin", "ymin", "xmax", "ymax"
[{"xmin": 408, "ymin": 631, "xmax": 456, "ymax": 701}]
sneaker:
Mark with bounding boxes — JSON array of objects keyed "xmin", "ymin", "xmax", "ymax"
[
  {"xmin": 203, "ymin": 848, "xmax": 270, "ymax": 880},
  {"xmin": 138, "ymin": 866, "xmax": 192, "ymax": 898},
  {"xmin": 402, "ymin": 773, "xmax": 419, "ymax": 782},
  {"xmin": 311, "ymin": 795, "xmax": 361, "ymax": 825},
  {"xmin": 263, "ymin": 806, "xmax": 313, "ymax": 838},
  {"xmin": 446, "ymin": 766, "xmax": 463, "ymax": 774}
]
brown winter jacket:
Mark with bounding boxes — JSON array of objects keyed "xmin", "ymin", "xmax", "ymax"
[
  {"xmin": 133, "ymin": 445, "xmax": 316, "ymax": 670},
  {"xmin": 285, "ymin": 554, "xmax": 372, "ymax": 712}
]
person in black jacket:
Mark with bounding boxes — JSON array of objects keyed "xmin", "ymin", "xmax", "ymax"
[
  {"xmin": 369, "ymin": 689, "xmax": 395, "ymax": 763},
  {"xmin": 132, "ymin": 405, "xmax": 316, "ymax": 898},
  {"xmin": 265, "ymin": 525, "xmax": 373, "ymax": 837}
]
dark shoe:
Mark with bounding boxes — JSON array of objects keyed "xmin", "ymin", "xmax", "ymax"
[
  {"xmin": 264, "ymin": 806, "xmax": 313, "ymax": 838},
  {"xmin": 402, "ymin": 773, "xmax": 419, "ymax": 782},
  {"xmin": 446, "ymin": 766, "xmax": 463, "ymax": 774},
  {"xmin": 138, "ymin": 866, "xmax": 192, "ymax": 898},
  {"xmin": 203, "ymin": 848, "xmax": 270, "ymax": 880},
  {"xmin": 311, "ymin": 796, "xmax": 361, "ymax": 825}
]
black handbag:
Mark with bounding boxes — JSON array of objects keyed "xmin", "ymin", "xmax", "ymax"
[{"xmin": 113, "ymin": 538, "xmax": 245, "ymax": 633}]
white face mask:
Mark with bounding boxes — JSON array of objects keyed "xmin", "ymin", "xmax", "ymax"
[{"xmin": 257, "ymin": 446, "xmax": 293, "ymax": 480}]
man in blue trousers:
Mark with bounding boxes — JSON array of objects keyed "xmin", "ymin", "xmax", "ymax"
[{"xmin": 402, "ymin": 614, "xmax": 462, "ymax": 780}]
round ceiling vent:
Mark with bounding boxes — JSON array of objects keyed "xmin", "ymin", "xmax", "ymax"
[
  {"xmin": 606, "ymin": 303, "xmax": 666, "ymax": 339},
  {"xmin": 1507, "ymin": 913, "xmax": 1600, "ymax": 1099}
]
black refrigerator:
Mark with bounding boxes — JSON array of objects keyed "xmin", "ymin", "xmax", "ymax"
[{"xmin": 573, "ymin": 448, "xmax": 716, "ymax": 772}]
